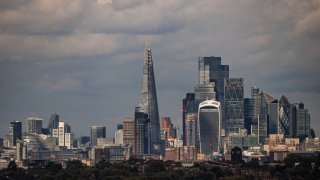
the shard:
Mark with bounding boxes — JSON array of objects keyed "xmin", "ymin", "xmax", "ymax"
[{"xmin": 138, "ymin": 45, "xmax": 161, "ymax": 154}]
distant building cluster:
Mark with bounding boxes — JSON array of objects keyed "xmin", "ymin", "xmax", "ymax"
[{"xmin": 0, "ymin": 47, "xmax": 314, "ymax": 169}]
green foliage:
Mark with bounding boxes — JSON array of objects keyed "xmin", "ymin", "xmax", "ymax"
[{"xmin": 145, "ymin": 160, "xmax": 166, "ymax": 173}]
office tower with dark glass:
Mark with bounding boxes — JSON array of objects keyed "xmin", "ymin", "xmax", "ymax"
[
  {"xmin": 251, "ymin": 85, "xmax": 278, "ymax": 142},
  {"xmin": 244, "ymin": 98, "xmax": 255, "ymax": 134},
  {"xmin": 9, "ymin": 121, "xmax": 22, "ymax": 147},
  {"xmin": 90, "ymin": 126, "xmax": 106, "ymax": 146},
  {"xmin": 134, "ymin": 107, "xmax": 149, "ymax": 156},
  {"xmin": 198, "ymin": 100, "xmax": 221, "ymax": 155},
  {"xmin": 197, "ymin": 57, "xmax": 229, "ymax": 127},
  {"xmin": 224, "ymin": 78, "xmax": 244, "ymax": 133},
  {"xmin": 47, "ymin": 113, "xmax": 59, "ymax": 134},
  {"xmin": 26, "ymin": 117, "xmax": 43, "ymax": 134},
  {"xmin": 268, "ymin": 99, "xmax": 279, "ymax": 134},
  {"xmin": 137, "ymin": 45, "xmax": 161, "ymax": 154},
  {"xmin": 292, "ymin": 102, "xmax": 310, "ymax": 139}
]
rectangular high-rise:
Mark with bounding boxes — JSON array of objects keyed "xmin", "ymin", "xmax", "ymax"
[
  {"xmin": 244, "ymin": 98, "xmax": 255, "ymax": 134},
  {"xmin": 198, "ymin": 56, "xmax": 229, "ymax": 128},
  {"xmin": 26, "ymin": 117, "xmax": 43, "ymax": 134},
  {"xmin": 9, "ymin": 121, "xmax": 22, "ymax": 147},
  {"xmin": 182, "ymin": 93, "xmax": 197, "ymax": 146},
  {"xmin": 134, "ymin": 108, "xmax": 149, "ymax": 156},
  {"xmin": 90, "ymin": 126, "xmax": 106, "ymax": 146},
  {"xmin": 293, "ymin": 102, "xmax": 310, "ymax": 139},
  {"xmin": 224, "ymin": 78, "xmax": 244, "ymax": 133},
  {"xmin": 123, "ymin": 117, "xmax": 135, "ymax": 146}
]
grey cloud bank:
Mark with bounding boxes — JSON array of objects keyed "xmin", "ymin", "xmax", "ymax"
[{"xmin": 0, "ymin": 0, "xmax": 319, "ymax": 137}]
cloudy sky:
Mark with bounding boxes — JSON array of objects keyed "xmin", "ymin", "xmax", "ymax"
[{"xmin": 0, "ymin": 0, "xmax": 319, "ymax": 138}]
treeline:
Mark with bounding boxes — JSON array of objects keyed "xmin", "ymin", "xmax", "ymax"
[
  {"xmin": 2, "ymin": 154, "xmax": 320, "ymax": 179},
  {"xmin": 0, "ymin": 159, "xmax": 231, "ymax": 180}
]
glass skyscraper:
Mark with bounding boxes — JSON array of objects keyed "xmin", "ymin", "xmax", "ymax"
[
  {"xmin": 224, "ymin": 78, "xmax": 244, "ymax": 133},
  {"xmin": 198, "ymin": 100, "xmax": 221, "ymax": 154},
  {"xmin": 279, "ymin": 95, "xmax": 291, "ymax": 136},
  {"xmin": 137, "ymin": 45, "xmax": 161, "ymax": 155},
  {"xmin": 26, "ymin": 117, "xmax": 43, "ymax": 134},
  {"xmin": 244, "ymin": 98, "xmax": 255, "ymax": 134},
  {"xmin": 90, "ymin": 126, "xmax": 106, "ymax": 146},
  {"xmin": 9, "ymin": 121, "xmax": 22, "ymax": 147},
  {"xmin": 293, "ymin": 102, "xmax": 310, "ymax": 139},
  {"xmin": 47, "ymin": 113, "xmax": 59, "ymax": 133},
  {"xmin": 197, "ymin": 57, "xmax": 229, "ymax": 128}
]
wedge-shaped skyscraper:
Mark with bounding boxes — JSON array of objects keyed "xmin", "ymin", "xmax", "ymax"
[{"xmin": 138, "ymin": 45, "xmax": 161, "ymax": 155}]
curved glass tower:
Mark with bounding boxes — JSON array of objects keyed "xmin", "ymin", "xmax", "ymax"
[{"xmin": 198, "ymin": 100, "xmax": 221, "ymax": 155}]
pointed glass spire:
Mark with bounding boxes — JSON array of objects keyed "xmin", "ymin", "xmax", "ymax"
[{"xmin": 138, "ymin": 45, "xmax": 160, "ymax": 154}]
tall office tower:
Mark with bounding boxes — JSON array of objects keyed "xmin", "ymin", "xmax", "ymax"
[
  {"xmin": 58, "ymin": 122, "xmax": 65, "ymax": 146},
  {"xmin": 261, "ymin": 91, "xmax": 277, "ymax": 135},
  {"xmin": 58, "ymin": 121, "xmax": 72, "ymax": 147},
  {"xmin": 279, "ymin": 95, "xmax": 291, "ymax": 136},
  {"xmin": 224, "ymin": 78, "xmax": 244, "ymax": 133},
  {"xmin": 9, "ymin": 121, "xmax": 22, "ymax": 147},
  {"xmin": 198, "ymin": 100, "xmax": 221, "ymax": 155},
  {"xmin": 251, "ymin": 86, "xmax": 277, "ymax": 143},
  {"xmin": 134, "ymin": 108, "xmax": 149, "ymax": 156},
  {"xmin": 182, "ymin": 93, "xmax": 197, "ymax": 146},
  {"xmin": 138, "ymin": 45, "xmax": 161, "ymax": 154},
  {"xmin": 251, "ymin": 85, "xmax": 261, "ymax": 118},
  {"xmin": 293, "ymin": 102, "xmax": 310, "ymax": 139},
  {"xmin": 185, "ymin": 114, "xmax": 199, "ymax": 148},
  {"xmin": 198, "ymin": 57, "xmax": 229, "ymax": 126},
  {"xmin": 26, "ymin": 117, "xmax": 43, "ymax": 134},
  {"xmin": 123, "ymin": 117, "xmax": 135, "ymax": 146},
  {"xmin": 90, "ymin": 126, "xmax": 106, "ymax": 146},
  {"xmin": 65, "ymin": 133, "xmax": 72, "ymax": 149},
  {"xmin": 244, "ymin": 98, "xmax": 255, "ymax": 134},
  {"xmin": 268, "ymin": 99, "xmax": 279, "ymax": 134},
  {"xmin": 47, "ymin": 113, "xmax": 59, "ymax": 134}
]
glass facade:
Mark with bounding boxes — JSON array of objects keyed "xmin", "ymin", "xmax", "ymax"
[
  {"xmin": 26, "ymin": 117, "xmax": 43, "ymax": 134},
  {"xmin": 198, "ymin": 57, "xmax": 229, "ymax": 128},
  {"xmin": 279, "ymin": 95, "xmax": 291, "ymax": 135},
  {"xmin": 244, "ymin": 98, "xmax": 255, "ymax": 134},
  {"xmin": 268, "ymin": 100, "xmax": 279, "ymax": 134},
  {"xmin": 294, "ymin": 103, "xmax": 310, "ymax": 139},
  {"xmin": 224, "ymin": 78, "xmax": 244, "ymax": 133},
  {"xmin": 47, "ymin": 113, "xmax": 59, "ymax": 132},
  {"xmin": 198, "ymin": 100, "xmax": 221, "ymax": 154},
  {"xmin": 90, "ymin": 126, "xmax": 106, "ymax": 146},
  {"xmin": 9, "ymin": 121, "xmax": 22, "ymax": 147},
  {"xmin": 138, "ymin": 45, "xmax": 161, "ymax": 155}
]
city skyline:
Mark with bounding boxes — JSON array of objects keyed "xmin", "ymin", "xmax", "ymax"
[{"xmin": 0, "ymin": 0, "xmax": 319, "ymax": 138}]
